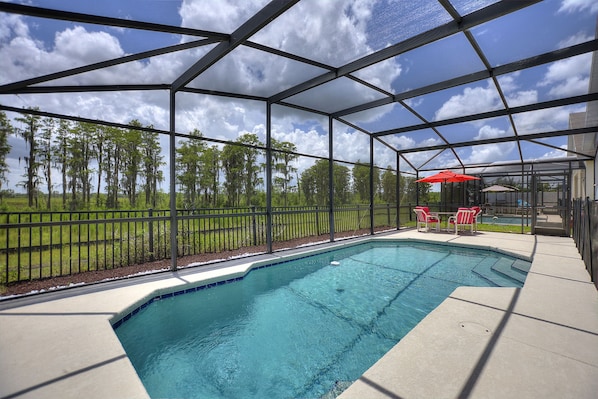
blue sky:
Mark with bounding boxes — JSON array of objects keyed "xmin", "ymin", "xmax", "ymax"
[{"xmin": 0, "ymin": 0, "xmax": 597, "ymax": 192}]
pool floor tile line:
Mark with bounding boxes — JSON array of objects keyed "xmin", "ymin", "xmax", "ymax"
[{"xmin": 1, "ymin": 231, "xmax": 597, "ymax": 399}]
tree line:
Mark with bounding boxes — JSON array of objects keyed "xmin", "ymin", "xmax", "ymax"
[
  {"xmin": 0, "ymin": 109, "xmax": 165, "ymax": 210},
  {"xmin": 0, "ymin": 109, "xmax": 426, "ymax": 210}
]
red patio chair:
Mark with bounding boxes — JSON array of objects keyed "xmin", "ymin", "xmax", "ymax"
[
  {"xmin": 413, "ymin": 206, "xmax": 440, "ymax": 232},
  {"xmin": 448, "ymin": 207, "xmax": 475, "ymax": 235},
  {"xmin": 471, "ymin": 206, "xmax": 482, "ymax": 232}
]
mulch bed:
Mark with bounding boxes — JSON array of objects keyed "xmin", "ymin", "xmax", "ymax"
[{"xmin": 1, "ymin": 230, "xmax": 375, "ymax": 298}]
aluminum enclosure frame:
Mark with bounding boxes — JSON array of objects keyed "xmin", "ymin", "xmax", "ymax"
[{"xmin": 1, "ymin": 0, "xmax": 597, "ymax": 266}]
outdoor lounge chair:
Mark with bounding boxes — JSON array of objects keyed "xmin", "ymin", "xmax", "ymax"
[
  {"xmin": 448, "ymin": 208, "xmax": 475, "ymax": 235},
  {"xmin": 413, "ymin": 206, "xmax": 440, "ymax": 232}
]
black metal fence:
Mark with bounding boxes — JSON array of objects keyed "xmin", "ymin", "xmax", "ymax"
[
  {"xmin": 572, "ymin": 198, "xmax": 598, "ymax": 290},
  {"xmin": 1, "ymin": 203, "xmax": 401, "ymax": 285}
]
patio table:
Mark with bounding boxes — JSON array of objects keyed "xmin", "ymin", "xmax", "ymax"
[{"xmin": 430, "ymin": 211, "xmax": 456, "ymax": 231}]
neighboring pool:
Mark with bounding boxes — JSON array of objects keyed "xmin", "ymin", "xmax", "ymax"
[
  {"xmin": 113, "ymin": 240, "xmax": 530, "ymax": 399},
  {"xmin": 480, "ymin": 215, "xmax": 531, "ymax": 225}
]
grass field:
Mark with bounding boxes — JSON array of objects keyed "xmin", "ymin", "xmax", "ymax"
[{"xmin": 1, "ymin": 204, "xmax": 402, "ymax": 285}]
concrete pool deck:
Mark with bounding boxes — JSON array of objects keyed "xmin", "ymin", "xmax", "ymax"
[{"xmin": 1, "ymin": 230, "xmax": 597, "ymax": 399}]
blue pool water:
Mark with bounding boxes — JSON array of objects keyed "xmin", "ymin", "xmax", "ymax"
[
  {"xmin": 480, "ymin": 215, "xmax": 531, "ymax": 225},
  {"xmin": 114, "ymin": 240, "xmax": 529, "ymax": 399}
]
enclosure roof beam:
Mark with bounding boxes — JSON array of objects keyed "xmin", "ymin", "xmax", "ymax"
[
  {"xmin": 243, "ymin": 41, "xmax": 335, "ymax": 72},
  {"xmin": 171, "ymin": 0, "xmax": 299, "ymax": 92},
  {"xmin": 268, "ymin": 0, "xmax": 538, "ymax": 103},
  {"xmin": 0, "ymin": 104, "xmax": 168, "ymax": 135},
  {"xmin": 0, "ymin": 39, "xmax": 220, "ymax": 93},
  {"xmin": 180, "ymin": 87, "xmax": 268, "ymax": 102},
  {"xmin": 415, "ymin": 157, "xmax": 588, "ymax": 172},
  {"xmin": 374, "ymin": 92, "xmax": 598, "ymax": 137},
  {"xmin": 333, "ymin": 39, "xmax": 598, "ymax": 118},
  {"xmin": 526, "ymin": 139, "xmax": 592, "ymax": 159},
  {"xmin": 397, "ymin": 126, "xmax": 598, "ymax": 154},
  {"xmin": 3, "ymin": 85, "xmax": 171, "ymax": 94}
]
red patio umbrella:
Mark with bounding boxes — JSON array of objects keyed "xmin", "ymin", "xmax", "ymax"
[
  {"xmin": 416, "ymin": 170, "xmax": 480, "ymax": 183},
  {"xmin": 416, "ymin": 170, "xmax": 480, "ymax": 210}
]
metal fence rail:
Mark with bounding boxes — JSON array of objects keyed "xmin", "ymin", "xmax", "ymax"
[
  {"xmin": 1, "ymin": 204, "xmax": 399, "ymax": 285},
  {"xmin": 272, "ymin": 206, "xmax": 328, "ymax": 242},
  {"xmin": 572, "ymin": 198, "xmax": 598, "ymax": 289}
]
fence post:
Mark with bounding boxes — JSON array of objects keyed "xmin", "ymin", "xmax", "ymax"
[
  {"xmin": 357, "ymin": 204, "xmax": 361, "ymax": 230},
  {"xmin": 251, "ymin": 206, "xmax": 257, "ymax": 246},
  {"xmin": 148, "ymin": 208, "xmax": 154, "ymax": 261},
  {"xmin": 586, "ymin": 198, "xmax": 595, "ymax": 287},
  {"xmin": 387, "ymin": 203, "xmax": 391, "ymax": 225},
  {"xmin": 315, "ymin": 205, "xmax": 320, "ymax": 235}
]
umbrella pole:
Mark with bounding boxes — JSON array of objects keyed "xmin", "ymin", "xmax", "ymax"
[{"xmin": 443, "ymin": 182, "xmax": 445, "ymax": 212}]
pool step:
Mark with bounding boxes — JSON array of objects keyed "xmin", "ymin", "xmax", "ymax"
[
  {"xmin": 473, "ymin": 258, "xmax": 521, "ymax": 287},
  {"xmin": 491, "ymin": 258, "xmax": 528, "ymax": 284},
  {"xmin": 512, "ymin": 258, "xmax": 531, "ymax": 273},
  {"xmin": 473, "ymin": 258, "xmax": 526, "ymax": 287}
]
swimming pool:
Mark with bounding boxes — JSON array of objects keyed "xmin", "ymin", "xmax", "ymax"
[
  {"xmin": 479, "ymin": 215, "xmax": 531, "ymax": 225},
  {"xmin": 113, "ymin": 240, "xmax": 530, "ymax": 399}
]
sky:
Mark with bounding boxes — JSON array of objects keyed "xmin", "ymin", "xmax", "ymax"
[{"xmin": 0, "ymin": 0, "xmax": 597, "ymax": 193}]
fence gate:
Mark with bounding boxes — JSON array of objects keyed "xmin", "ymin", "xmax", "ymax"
[{"xmin": 532, "ymin": 172, "xmax": 571, "ymax": 237}]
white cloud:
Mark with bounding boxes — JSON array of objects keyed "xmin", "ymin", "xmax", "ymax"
[
  {"xmin": 558, "ymin": 0, "xmax": 598, "ymax": 14},
  {"xmin": 465, "ymin": 141, "xmax": 515, "ymax": 165},
  {"xmin": 497, "ymin": 75, "xmax": 539, "ymax": 107},
  {"xmin": 539, "ymin": 53, "xmax": 591, "ymax": 86},
  {"xmin": 538, "ymin": 144, "xmax": 568, "ymax": 159},
  {"xmin": 272, "ymin": 128, "xmax": 328, "ymax": 159},
  {"xmin": 558, "ymin": 32, "xmax": 593, "ymax": 48},
  {"xmin": 505, "ymin": 90, "xmax": 538, "ymax": 107},
  {"xmin": 457, "ymin": 124, "xmax": 515, "ymax": 165},
  {"xmin": 512, "ymin": 105, "xmax": 585, "ymax": 134},
  {"xmin": 341, "ymin": 102, "xmax": 397, "ymax": 125},
  {"xmin": 383, "ymin": 134, "xmax": 413, "ymax": 150},
  {"xmin": 474, "ymin": 125, "xmax": 508, "ymax": 140},
  {"xmin": 538, "ymin": 53, "xmax": 592, "ymax": 98},
  {"xmin": 434, "ymin": 83, "xmax": 502, "ymax": 121},
  {"xmin": 352, "ymin": 58, "xmax": 402, "ymax": 93},
  {"xmin": 403, "ymin": 97, "xmax": 423, "ymax": 109},
  {"xmin": 0, "ymin": 35, "xmax": 45, "ymax": 83},
  {"xmin": 253, "ymin": 0, "xmax": 376, "ymax": 66},
  {"xmin": 54, "ymin": 26, "xmax": 124, "ymax": 63},
  {"xmin": 496, "ymin": 74, "xmax": 519, "ymax": 94},
  {"xmin": 392, "ymin": 134, "xmax": 447, "ymax": 169},
  {"xmin": 547, "ymin": 76, "xmax": 590, "ymax": 97},
  {"xmin": 176, "ymin": 94, "xmax": 266, "ymax": 140},
  {"xmin": 0, "ymin": 21, "xmax": 132, "ymax": 85},
  {"xmin": 434, "ymin": 42, "xmax": 590, "ymax": 124},
  {"xmin": 0, "ymin": 13, "xmax": 30, "ymax": 41},
  {"xmin": 333, "ymin": 129, "xmax": 371, "ymax": 163},
  {"xmin": 384, "ymin": 133, "xmax": 442, "ymax": 151},
  {"xmin": 179, "ymin": 0, "xmax": 267, "ymax": 33}
]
